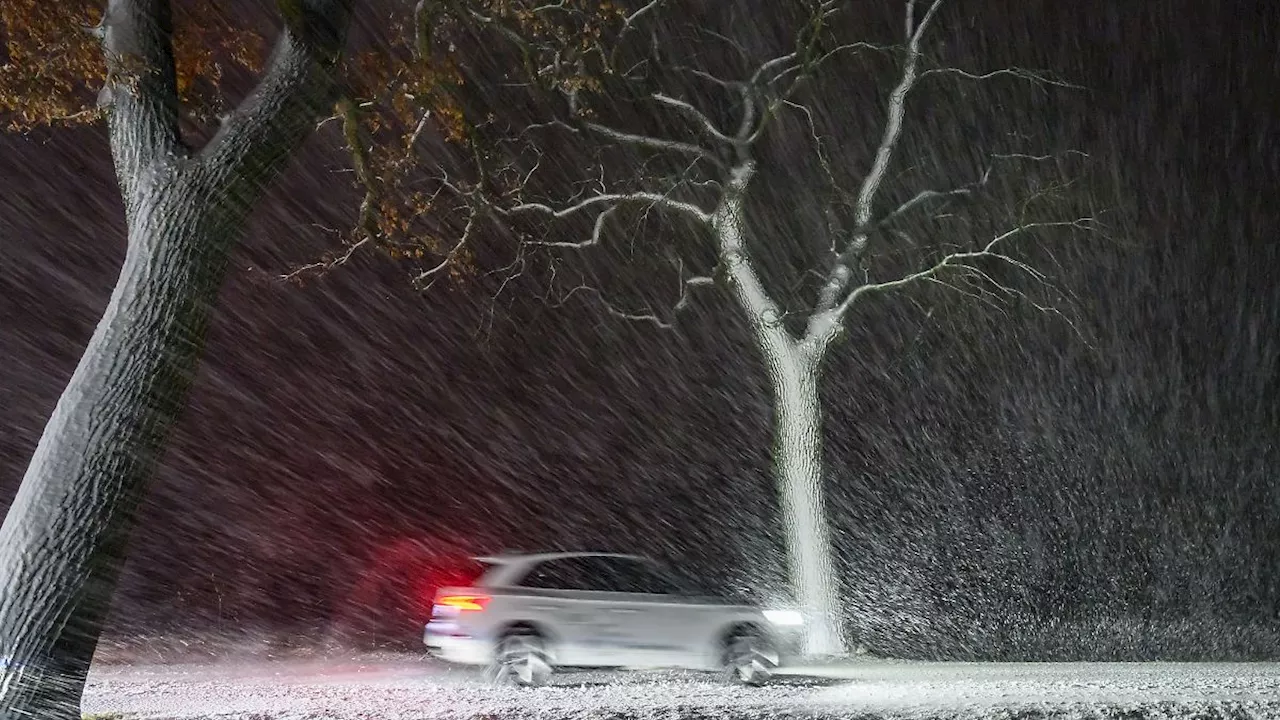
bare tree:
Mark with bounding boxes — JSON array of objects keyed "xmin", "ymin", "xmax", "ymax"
[
  {"xmin": 298, "ymin": 0, "xmax": 1095, "ymax": 656},
  {"xmin": 0, "ymin": 1, "xmax": 351, "ymax": 715}
]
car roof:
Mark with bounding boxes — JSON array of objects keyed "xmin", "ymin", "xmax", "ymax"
[
  {"xmin": 474, "ymin": 551, "xmax": 647, "ymax": 565},
  {"xmin": 470, "ymin": 552, "xmax": 654, "ymax": 587}
]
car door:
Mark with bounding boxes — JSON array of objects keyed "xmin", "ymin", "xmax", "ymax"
[
  {"xmin": 515, "ymin": 557, "xmax": 627, "ymax": 665},
  {"xmin": 598, "ymin": 557, "xmax": 713, "ymax": 667}
]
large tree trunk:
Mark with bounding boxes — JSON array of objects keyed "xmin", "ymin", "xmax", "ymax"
[
  {"xmin": 0, "ymin": 2, "xmax": 350, "ymax": 715},
  {"xmin": 0, "ymin": 173, "xmax": 238, "ymax": 717},
  {"xmin": 716, "ymin": 159, "xmax": 847, "ymax": 656},
  {"xmin": 766, "ymin": 345, "xmax": 847, "ymax": 657}
]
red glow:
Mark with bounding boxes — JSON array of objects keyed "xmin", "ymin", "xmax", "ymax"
[{"xmin": 436, "ymin": 594, "xmax": 490, "ymax": 612}]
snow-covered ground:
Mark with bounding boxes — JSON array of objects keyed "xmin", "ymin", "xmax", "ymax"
[{"xmin": 83, "ymin": 653, "xmax": 1280, "ymax": 719}]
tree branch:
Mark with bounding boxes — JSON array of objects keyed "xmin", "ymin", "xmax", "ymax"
[
  {"xmin": 413, "ymin": 0, "xmax": 442, "ymax": 60},
  {"xmin": 505, "ymin": 191, "xmax": 712, "ymax": 225},
  {"xmin": 874, "ymin": 176, "xmax": 989, "ymax": 226},
  {"xmin": 851, "ymin": 0, "xmax": 944, "ymax": 237},
  {"xmin": 805, "ymin": 0, "xmax": 942, "ymax": 316},
  {"xmin": 677, "ymin": 66, "xmax": 744, "ymax": 90},
  {"xmin": 742, "ymin": 10, "xmax": 904, "ymax": 161},
  {"xmin": 280, "ymin": 231, "xmax": 373, "ymax": 282},
  {"xmin": 764, "ymin": 42, "xmax": 897, "ymax": 94},
  {"xmin": 556, "ymin": 284, "xmax": 677, "ymax": 329},
  {"xmin": 920, "ymin": 66, "xmax": 1084, "ymax": 90},
  {"xmin": 825, "ymin": 217, "xmax": 1094, "ymax": 324},
  {"xmin": 529, "ymin": 117, "xmax": 722, "ymax": 166},
  {"xmin": 522, "ymin": 205, "xmax": 617, "ymax": 249},
  {"xmin": 651, "ymin": 93, "xmax": 736, "ymax": 145},
  {"xmin": 750, "ymin": 52, "xmax": 798, "ymax": 88},
  {"xmin": 674, "ymin": 272, "xmax": 715, "ymax": 313},
  {"xmin": 553, "ymin": 266, "xmax": 714, "ymax": 331},
  {"xmin": 711, "ymin": 160, "xmax": 795, "ymax": 350},
  {"xmin": 813, "ymin": 41, "xmax": 898, "ymax": 67},
  {"xmin": 101, "ymin": 0, "xmax": 183, "ymax": 204},
  {"xmin": 840, "ymin": 149, "xmax": 1084, "ymax": 252},
  {"xmin": 821, "ymin": 165, "xmax": 994, "ymax": 271},
  {"xmin": 335, "ymin": 94, "xmax": 380, "ymax": 235},
  {"xmin": 782, "ymin": 99, "xmax": 847, "ymax": 207},
  {"xmin": 199, "ymin": 0, "xmax": 352, "ymax": 200},
  {"xmin": 609, "ymin": 0, "xmax": 665, "ymax": 67},
  {"xmin": 669, "ymin": 6, "xmax": 886, "ymax": 153},
  {"xmin": 279, "ymin": 93, "xmax": 378, "ymax": 283},
  {"xmin": 583, "ymin": 120, "xmax": 722, "ymax": 166},
  {"xmin": 413, "ymin": 209, "xmax": 480, "ymax": 289}
]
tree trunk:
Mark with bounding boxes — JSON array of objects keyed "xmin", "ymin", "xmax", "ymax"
[
  {"xmin": 0, "ymin": 171, "xmax": 240, "ymax": 717},
  {"xmin": 715, "ymin": 159, "xmax": 846, "ymax": 656},
  {"xmin": 0, "ymin": 3, "xmax": 350, "ymax": 713},
  {"xmin": 767, "ymin": 344, "xmax": 847, "ymax": 657}
]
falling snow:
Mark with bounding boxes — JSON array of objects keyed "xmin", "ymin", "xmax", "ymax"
[{"xmin": 2, "ymin": 0, "xmax": 1279, "ymax": 717}]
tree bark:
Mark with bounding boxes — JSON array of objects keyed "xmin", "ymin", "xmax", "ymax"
[
  {"xmin": 0, "ymin": 2, "xmax": 350, "ymax": 716},
  {"xmin": 716, "ymin": 159, "xmax": 847, "ymax": 656},
  {"xmin": 0, "ymin": 171, "xmax": 234, "ymax": 718},
  {"xmin": 767, "ymin": 345, "xmax": 846, "ymax": 657}
]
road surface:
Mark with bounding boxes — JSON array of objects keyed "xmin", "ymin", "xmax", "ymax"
[{"xmin": 83, "ymin": 653, "xmax": 1280, "ymax": 719}]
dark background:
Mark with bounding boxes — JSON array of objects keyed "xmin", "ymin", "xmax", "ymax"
[{"xmin": 1, "ymin": 0, "xmax": 1277, "ymax": 661}]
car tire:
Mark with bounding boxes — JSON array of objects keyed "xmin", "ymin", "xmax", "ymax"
[
  {"xmin": 487, "ymin": 628, "xmax": 552, "ymax": 687},
  {"xmin": 722, "ymin": 626, "xmax": 778, "ymax": 687}
]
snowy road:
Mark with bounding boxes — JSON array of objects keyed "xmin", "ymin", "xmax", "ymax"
[{"xmin": 83, "ymin": 653, "xmax": 1280, "ymax": 719}]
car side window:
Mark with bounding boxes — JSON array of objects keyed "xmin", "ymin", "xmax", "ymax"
[
  {"xmin": 519, "ymin": 558, "xmax": 595, "ymax": 590},
  {"xmin": 602, "ymin": 558, "xmax": 681, "ymax": 595},
  {"xmin": 574, "ymin": 557, "xmax": 630, "ymax": 593}
]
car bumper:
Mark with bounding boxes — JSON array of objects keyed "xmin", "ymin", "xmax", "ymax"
[{"xmin": 424, "ymin": 624, "xmax": 491, "ymax": 665}]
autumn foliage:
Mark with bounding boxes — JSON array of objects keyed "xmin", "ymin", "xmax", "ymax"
[
  {"xmin": 0, "ymin": 0, "xmax": 265, "ymax": 131},
  {"xmin": 0, "ymin": 0, "xmax": 632, "ymax": 278},
  {"xmin": 284, "ymin": 0, "xmax": 633, "ymax": 282},
  {"xmin": 0, "ymin": 0, "xmax": 104, "ymax": 128}
]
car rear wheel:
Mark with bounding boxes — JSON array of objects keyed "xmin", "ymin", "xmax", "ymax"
[
  {"xmin": 487, "ymin": 629, "xmax": 552, "ymax": 687},
  {"xmin": 722, "ymin": 627, "xmax": 777, "ymax": 686}
]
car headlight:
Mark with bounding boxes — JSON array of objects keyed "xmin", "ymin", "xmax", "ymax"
[{"xmin": 763, "ymin": 609, "xmax": 804, "ymax": 627}]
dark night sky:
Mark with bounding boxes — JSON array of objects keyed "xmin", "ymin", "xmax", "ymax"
[{"xmin": 1, "ymin": 0, "xmax": 1278, "ymax": 660}]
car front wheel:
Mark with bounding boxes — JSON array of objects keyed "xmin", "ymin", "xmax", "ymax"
[{"xmin": 722, "ymin": 628, "xmax": 778, "ymax": 686}]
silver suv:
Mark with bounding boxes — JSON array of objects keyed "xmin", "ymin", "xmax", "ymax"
[{"xmin": 424, "ymin": 552, "xmax": 789, "ymax": 686}]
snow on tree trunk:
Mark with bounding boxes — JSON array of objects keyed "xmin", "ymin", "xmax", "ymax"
[
  {"xmin": 716, "ymin": 159, "xmax": 847, "ymax": 656},
  {"xmin": 0, "ymin": 2, "xmax": 349, "ymax": 714},
  {"xmin": 768, "ymin": 347, "xmax": 846, "ymax": 657},
  {"xmin": 0, "ymin": 172, "xmax": 238, "ymax": 717}
]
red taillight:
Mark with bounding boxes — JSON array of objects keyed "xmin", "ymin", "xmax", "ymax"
[{"xmin": 436, "ymin": 594, "xmax": 490, "ymax": 612}]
